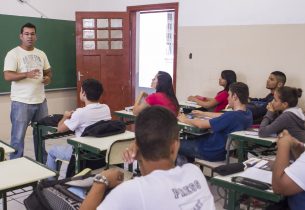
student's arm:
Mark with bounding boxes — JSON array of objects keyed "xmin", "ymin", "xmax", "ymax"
[
  {"xmin": 122, "ymin": 140, "xmax": 137, "ymax": 164},
  {"xmin": 133, "ymin": 91, "xmax": 149, "ymax": 116},
  {"xmin": 178, "ymin": 114, "xmax": 211, "ymax": 129},
  {"xmin": 188, "ymin": 96, "xmax": 218, "ymax": 109},
  {"xmin": 258, "ymin": 110, "xmax": 286, "ymax": 137},
  {"xmin": 192, "ymin": 110, "xmax": 223, "ymax": 119},
  {"xmin": 4, "ymin": 69, "xmax": 41, "ymax": 81},
  {"xmin": 57, "ymin": 111, "xmax": 73, "ymax": 133},
  {"xmin": 272, "ymin": 131, "xmax": 304, "ymax": 195},
  {"xmin": 42, "ymin": 68, "xmax": 52, "ymax": 85},
  {"xmin": 80, "ymin": 169, "xmax": 124, "ymax": 210}
]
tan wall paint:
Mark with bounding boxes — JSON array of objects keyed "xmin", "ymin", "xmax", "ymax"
[
  {"xmin": 0, "ymin": 90, "xmax": 77, "ymax": 141},
  {"xmin": 177, "ymin": 24, "xmax": 305, "ymax": 109}
]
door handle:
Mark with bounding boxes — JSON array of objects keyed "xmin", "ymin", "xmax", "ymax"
[{"xmin": 78, "ymin": 71, "xmax": 84, "ymax": 81}]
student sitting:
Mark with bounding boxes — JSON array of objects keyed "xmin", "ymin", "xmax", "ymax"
[
  {"xmin": 46, "ymin": 79, "xmax": 111, "ymax": 171},
  {"xmin": 133, "ymin": 71, "xmax": 179, "ymax": 116},
  {"xmin": 247, "ymin": 71, "xmax": 286, "ymax": 123},
  {"xmin": 259, "ymin": 86, "xmax": 305, "ymax": 142},
  {"xmin": 187, "ymin": 70, "xmax": 236, "ymax": 112},
  {"xmin": 178, "ymin": 82, "xmax": 253, "ymax": 162},
  {"xmin": 80, "ymin": 106, "xmax": 215, "ymax": 210},
  {"xmin": 272, "ymin": 130, "xmax": 305, "ymax": 210}
]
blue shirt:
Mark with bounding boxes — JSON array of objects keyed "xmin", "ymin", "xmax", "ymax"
[{"xmin": 198, "ymin": 109, "xmax": 253, "ymax": 161}]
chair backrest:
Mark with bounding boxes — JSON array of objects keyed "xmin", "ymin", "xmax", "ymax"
[{"xmin": 106, "ymin": 139, "xmax": 135, "ymax": 166}]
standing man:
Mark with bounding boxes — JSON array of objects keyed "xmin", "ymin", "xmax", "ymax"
[{"xmin": 4, "ymin": 23, "xmax": 52, "ymax": 161}]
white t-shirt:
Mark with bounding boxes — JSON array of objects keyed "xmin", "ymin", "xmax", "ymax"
[
  {"xmin": 98, "ymin": 163, "xmax": 215, "ymax": 210},
  {"xmin": 4, "ymin": 46, "xmax": 51, "ymax": 104},
  {"xmin": 64, "ymin": 103, "xmax": 111, "ymax": 137},
  {"xmin": 285, "ymin": 152, "xmax": 305, "ymax": 190}
]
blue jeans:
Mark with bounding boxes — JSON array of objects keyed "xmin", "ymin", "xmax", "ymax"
[
  {"xmin": 46, "ymin": 145, "xmax": 73, "ymax": 171},
  {"xmin": 10, "ymin": 100, "xmax": 48, "ymax": 161},
  {"xmin": 179, "ymin": 137, "xmax": 226, "ymax": 162}
]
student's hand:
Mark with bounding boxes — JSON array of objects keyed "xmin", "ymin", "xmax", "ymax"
[
  {"xmin": 195, "ymin": 95, "xmax": 206, "ymax": 101},
  {"xmin": 122, "ymin": 141, "xmax": 137, "ymax": 164},
  {"xmin": 191, "ymin": 110, "xmax": 205, "ymax": 117},
  {"xmin": 101, "ymin": 169, "xmax": 124, "ymax": 189},
  {"xmin": 178, "ymin": 113, "xmax": 188, "ymax": 123},
  {"xmin": 42, "ymin": 75, "xmax": 51, "ymax": 85},
  {"xmin": 278, "ymin": 130, "xmax": 304, "ymax": 158},
  {"xmin": 64, "ymin": 110, "xmax": 73, "ymax": 119},
  {"xmin": 266, "ymin": 102, "xmax": 275, "ymax": 112},
  {"xmin": 187, "ymin": 95, "xmax": 196, "ymax": 101},
  {"xmin": 140, "ymin": 91, "xmax": 148, "ymax": 98},
  {"xmin": 26, "ymin": 69, "xmax": 41, "ymax": 79}
]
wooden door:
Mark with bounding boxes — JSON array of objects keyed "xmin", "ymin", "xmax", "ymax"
[{"xmin": 76, "ymin": 12, "xmax": 132, "ymax": 112}]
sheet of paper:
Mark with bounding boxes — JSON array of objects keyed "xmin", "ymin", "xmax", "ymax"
[{"xmin": 239, "ymin": 167, "xmax": 272, "ymax": 184}]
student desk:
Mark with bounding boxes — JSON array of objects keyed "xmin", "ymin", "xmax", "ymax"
[
  {"xmin": 0, "ymin": 140, "xmax": 15, "ymax": 161},
  {"xmin": 32, "ymin": 122, "xmax": 74, "ymax": 163},
  {"xmin": 179, "ymin": 101, "xmax": 201, "ymax": 109},
  {"xmin": 210, "ymin": 171, "xmax": 282, "ymax": 210},
  {"xmin": 0, "ymin": 157, "xmax": 56, "ymax": 210},
  {"xmin": 67, "ymin": 131, "xmax": 135, "ymax": 173},
  {"xmin": 114, "ymin": 110, "xmax": 209, "ymax": 136},
  {"xmin": 226, "ymin": 131, "xmax": 277, "ymax": 163}
]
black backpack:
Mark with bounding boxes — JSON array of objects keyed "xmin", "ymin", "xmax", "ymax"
[
  {"xmin": 24, "ymin": 174, "xmax": 93, "ymax": 210},
  {"xmin": 81, "ymin": 120, "xmax": 126, "ymax": 137}
]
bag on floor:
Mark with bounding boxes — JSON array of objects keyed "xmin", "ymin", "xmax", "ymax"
[{"xmin": 24, "ymin": 174, "xmax": 93, "ymax": 210}]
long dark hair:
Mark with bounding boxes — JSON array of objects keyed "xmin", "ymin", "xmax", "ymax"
[
  {"xmin": 156, "ymin": 71, "xmax": 179, "ymax": 113},
  {"xmin": 221, "ymin": 70, "xmax": 237, "ymax": 91}
]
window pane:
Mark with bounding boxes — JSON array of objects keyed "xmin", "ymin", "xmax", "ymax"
[
  {"xmin": 97, "ymin": 19, "xmax": 109, "ymax": 28},
  {"xmin": 83, "ymin": 30, "xmax": 95, "ymax": 39},
  {"xmin": 83, "ymin": 19, "xmax": 95, "ymax": 28},
  {"xmin": 111, "ymin": 41, "xmax": 122, "ymax": 49},
  {"xmin": 97, "ymin": 41, "xmax": 109, "ymax": 49},
  {"xmin": 111, "ymin": 30, "xmax": 122, "ymax": 39},
  {"xmin": 110, "ymin": 19, "xmax": 122, "ymax": 28},
  {"xmin": 97, "ymin": 30, "xmax": 109, "ymax": 39},
  {"xmin": 83, "ymin": 41, "xmax": 95, "ymax": 50}
]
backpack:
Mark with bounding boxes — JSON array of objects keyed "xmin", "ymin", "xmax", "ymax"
[
  {"xmin": 81, "ymin": 120, "xmax": 126, "ymax": 137},
  {"xmin": 24, "ymin": 174, "xmax": 93, "ymax": 210},
  {"xmin": 37, "ymin": 114, "xmax": 64, "ymax": 127}
]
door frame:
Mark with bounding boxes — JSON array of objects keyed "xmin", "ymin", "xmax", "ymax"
[{"xmin": 127, "ymin": 3, "xmax": 179, "ymax": 102}]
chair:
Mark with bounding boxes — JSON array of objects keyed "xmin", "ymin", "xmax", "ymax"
[
  {"xmin": 91, "ymin": 138, "xmax": 135, "ymax": 181},
  {"xmin": 105, "ymin": 138, "xmax": 135, "ymax": 168}
]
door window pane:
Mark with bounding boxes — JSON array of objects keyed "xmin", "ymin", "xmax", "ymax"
[
  {"xmin": 83, "ymin": 30, "xmax": 95, "ymax": 39},
  {"xmin": 83, "ymin": 41, "xmax": 95, "ymax": 50},
  {"xmin": 111, "ymin": 41, "xmax": 122, "ymax": 49},
  {"xmin": 111, "ymin": 30, "xmax": 122, "ymax": 39},
  {"xmin": 83, "ymin": 19, "xmax": 95, "ymax": 28},
  {"xmin": 97, "ymin": 19, "xmax": 109, "ymax": 28},
  {"xmin": 110, "ymin": 19, "xmax": 122, "ymax": 28},
  {"xmin": 97, "ymin": 30, "xmax": 109, "ymax": 39},
  {"xmin": 97, "ymin": 41, "xmax": 109, "ymax": 49}
]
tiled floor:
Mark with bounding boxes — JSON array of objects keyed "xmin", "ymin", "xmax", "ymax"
[{"xmin": 0, "ymin": 135, "xmax": 256, "ymax": 210}]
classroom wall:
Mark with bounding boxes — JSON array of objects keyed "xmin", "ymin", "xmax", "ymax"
[{"xmin": 1, "ymin": 0, "xmax": 305, "ymax": 139}]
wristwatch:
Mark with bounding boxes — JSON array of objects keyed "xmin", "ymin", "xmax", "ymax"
[{"xmin": 93, "ymin": 174, "xmax": 109, "ymax": 187}]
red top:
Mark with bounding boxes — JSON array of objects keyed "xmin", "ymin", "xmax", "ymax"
[
  {"xmin": 145, "ymin": 92, "xmax": 178, "ymax": 116},
  {"xmin": 214, "ymin": 90, "xmax": 229, "ymax": 112}
]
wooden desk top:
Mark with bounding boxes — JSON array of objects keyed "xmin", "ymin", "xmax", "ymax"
[
  {"xmin": 179, "ymin": 101, "xmax": 201, "ymax": 109},
  {"xmin": 0, "ymin": 157, "xmax": 56, "ymax": 191},
  {"xmin": 0, "ymin": 140, "xmax": 15, "ymax": 154},
  {"xmin": 67, "ymin": 131, "xmax": 135, "ymax": 152},
  {"xmin": 230, "ymin": 131, "xmax": 277, "ymax": 144}
]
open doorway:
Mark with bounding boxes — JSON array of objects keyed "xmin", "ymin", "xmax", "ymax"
[{"xmin": 128, "ymin": 3, "xmax": 178, "ymax": 102}]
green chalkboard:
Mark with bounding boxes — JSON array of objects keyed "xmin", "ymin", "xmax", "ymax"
[{"xmin": 0, "ymin": 14, "xmax": 76, "ymax": 93}]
